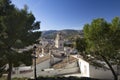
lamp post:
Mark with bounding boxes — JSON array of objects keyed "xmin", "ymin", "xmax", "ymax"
[{"xmin": 32, "ymin": 45, "xmax": 37, "ymax": 80}]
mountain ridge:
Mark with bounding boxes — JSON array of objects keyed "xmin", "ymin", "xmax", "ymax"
[{"xmin": 41, "ymin": 29, "xmax": 83, "ymax": 39}]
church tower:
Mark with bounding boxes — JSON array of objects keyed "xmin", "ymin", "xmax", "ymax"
[{"xmin": 55, "ymin": 32, "xmax": 64, "ymax": 48}]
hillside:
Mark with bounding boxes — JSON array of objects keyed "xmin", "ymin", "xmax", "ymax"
[{"xmin": 41, "ymin": 29, "xmax": 83, "ymax": 39}]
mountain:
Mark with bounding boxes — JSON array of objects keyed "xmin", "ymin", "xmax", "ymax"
[
  {"xmin": 41, "ymin": 29, "xmax": 83, "ymax": 39},
  {"xmin": 41, "ymin": 30, "xmax": 58, "ymax": 39}
]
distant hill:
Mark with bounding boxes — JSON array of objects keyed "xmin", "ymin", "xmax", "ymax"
[{"xmin": 41, "ymin": 29, "xmax": 83, "ymax": 39}]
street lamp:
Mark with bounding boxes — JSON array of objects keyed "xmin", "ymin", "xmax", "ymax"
[{"xmin": 32, "ymin": 45, "xmax": 37, "ymax": 80}]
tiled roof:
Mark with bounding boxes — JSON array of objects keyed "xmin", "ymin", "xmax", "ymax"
[
  {"xmin": 52, "ymin": 56, "xmax": 77, "ymax": 69},
  {"xmin": 36, "ymin": 54, "xmax": 50, "ymax": 64}
]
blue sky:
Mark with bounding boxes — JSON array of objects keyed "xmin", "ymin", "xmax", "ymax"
[{"xmin": 12, "ymin": 0, "xmax": 120, "ymax": 31}]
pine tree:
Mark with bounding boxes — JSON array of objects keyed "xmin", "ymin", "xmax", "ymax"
[{"xmin": 0, "ymin": 0, "xmax": 41, "ymax": 80}]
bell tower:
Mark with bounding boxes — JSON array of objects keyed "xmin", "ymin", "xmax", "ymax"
[{"xmin": 55, "ymin": 32, "xmax": 64, "ymax": 48}]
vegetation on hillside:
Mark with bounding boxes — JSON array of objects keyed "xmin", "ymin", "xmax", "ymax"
[{"xmin": 41, "ymin": 29, "xmax": 83, "ymax": 40}]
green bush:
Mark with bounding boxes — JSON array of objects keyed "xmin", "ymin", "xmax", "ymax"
[
  {"xmin": 0, "ymin": 77, "xmax": 6, "ymax": 80},
  {"xmin": 12, "ymin": 77, "xmax": 28, "ymax": 80}
]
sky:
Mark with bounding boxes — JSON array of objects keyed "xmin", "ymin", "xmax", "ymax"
[{"xmin": 11, "ymin": 0, "xmax": 120, "ymax": 31}]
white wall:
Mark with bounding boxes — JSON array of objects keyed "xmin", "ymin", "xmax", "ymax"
[
  {"xmin": 12, "ymin": 57, "xmax": 62, "ymax": 78},
  {"xmin": 78, "ymin": 58, "xmax": 89, "ymax": 77},
  {"xmin": 12, "ymin": 59, "xmax": 51, "ymax": 78},
  {"xmin": 37, "ymin": 67, "xmax": 79, "ymax": 77},
  {"xmin": 13, "ymin": 66, "xmax": 32, "ymax": 74},
  {"xmin": 12, "ymin": 67, "xmax": 79, "ymax": 78},
  {"xmin": 36, "ymin": 59, "xmax": 51, "ymax": 71}
]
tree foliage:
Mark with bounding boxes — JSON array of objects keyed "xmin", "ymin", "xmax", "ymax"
[
  {"xmin": 76, "ymin": 38, "xmax": 86, "ymax": 53},
  {"xmin": 83, "ymin": 18, "xmax": 120, "ymax": 63},
  {"xmin": 83, "ymin": 17, "xmax": 120, "ymax": 80},
  {"xmin": 0, "ymin": 0, "xmax": 41, "ymax": 80}
]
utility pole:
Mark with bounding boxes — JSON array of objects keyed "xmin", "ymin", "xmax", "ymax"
[{"xmin": 32, "ymin": 45, "xmax": 37, "ymax": 80}]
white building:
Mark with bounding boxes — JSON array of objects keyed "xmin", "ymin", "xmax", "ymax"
[
  {"xmin": 12, "ymin": 32, "xmax": 120, "ymax": 80},
  {"xmin": 55, "ymin": 32, "xmax": 64, "ymax": 49},
  {"xmin": 12, "ymin": 32, "xmax": 89, "ymax": 78}
]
